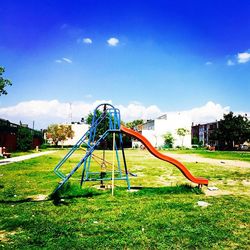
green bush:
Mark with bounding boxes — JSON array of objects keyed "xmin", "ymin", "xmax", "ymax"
[
  {"xmin": 163, "ymin": 132, "xmax": 175, "ymax": 148},
  {"xmin": 16, "ymin": 127, "xmax": 33, "ymax": 151},
  {"xmin": 40, "ymin": 143, "xmax": 49, "ymax": 149}
]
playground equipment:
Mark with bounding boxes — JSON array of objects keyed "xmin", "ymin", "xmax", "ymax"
[
  {"xmin": 54, "ymin": 103, "xmax": 130, "ymax": 193},
  {"xmin": 120, "ymin": 126, "xmax": 208, "ymax": 187},
  {"xmin": 53, "ymin": 103, "xmax": 208, "ymax": 193}
]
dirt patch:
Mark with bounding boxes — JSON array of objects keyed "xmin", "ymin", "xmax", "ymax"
[
  {"xmin": 27, "ymin": 194, "xmax": 48, "ymax": 201},
  {"xmin": 0, "ymin": 230, "xmax": 18, "ymax": 243},
  {"xmin": 242, "ymin": 180, "xmax": 250, "ymax": 186},
  {"xmin": 132, "ymin": 165, "xmax": 145, "ymax": 170},
  {"xmin": 127, "ymin": 189, "xmax": 140, "ymax": 192},
  {"xmin": 156, "ymin": 175, "xmax": 178, "ymax": 186},
  {"xmin": 205, "ymin": 189, "xmax": 232, "ymax": 196},
  {"xmin": 225, "ymin": 180, "xmax": 238, "ymax": 186},
  {"xmin": 157, "ymin": 176, "xmax": 171, "ymax": 186}
]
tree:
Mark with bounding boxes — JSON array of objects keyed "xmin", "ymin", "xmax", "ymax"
[
  {"xmin": 126, "ymin": 119, "xmax": 143, "ymax": 129},
  {"xmin": 0, "ymin": 67, "xmax": 12, "ymax": 96},
  {"xmin": 124, "ymin": 120, "xmax": 144, "ymax": 147},
  {"xmin": 16, "ymin": 127, "xmax": 33, "ymax": 151},
  {"xmin": 86, "ymin": 110, "xmax": 108, "ymax": 138},
  {"xmin": 47, "ymin": 124, "xmax": 74, "ymax": 147},
  {"xmin": 192, "ymin": 136, "xmax": 199, "ymax": 145},
  {"xmin": 85, "ymin": 111, "xmax": 132, "ymax": 148},
  {"xmin": 86, "ymin": 110, "xmax": 119, "ymax": 149},
  {"xmin": 177, "ymin": 128, "xmax": 190, "ymax": 148},
  {"xmin": 163, "ymin": 132, "xmax": 175, "ymax": 148},
  {"xmin": 211, "ymin": 112, "xmax": 250, "ymax": 150}
]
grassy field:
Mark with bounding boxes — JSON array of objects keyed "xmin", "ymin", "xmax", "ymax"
[{"xmin": 0, "ymin": 149, "xmax": 249, "ymax": 249}]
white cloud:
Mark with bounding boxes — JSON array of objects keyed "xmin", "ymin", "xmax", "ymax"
[
  {"xmin": 118, "ymin": 103, "xmax": 162, "ymax": 121},
  {"xmin": 0, "ymin": 100, "xmax": 112, "ymax": 129},
  {"xmin": 227, "ymin": 59, "xmax": 235, "ymax": 66},
  {"xmin": 205, "ymin": 61, "xmax": 212, "ymax": 65},
  {"xmin": 0, "ymin": 100, "xmax": 243, "ymax": 130},
  {"xmin": 0, "ymin": 100, "xmax": 160, "ymax": 129},
  {"xmin": 62, "ymin": 58, "xmax": 72, "ymax": 63},
  {"xmin": 237, "ymin": 52, "xmax": 250, "ymax": 63},
  {"xmin": 107, "ymin": 37, "xmax": 119, "ymax": 46},
  {"xmin": 83, "ymin": 38, "xmax": 92, "ymax": 44},
  {"xmin": 55, "ymin": 58, "xmax": 72, "ymax": 64},
  {"xmin": 187, "ymin": 101, "xmax": 230, "ymax": 124},
  {"xmin": 226, "ymin": 50, "xmax": 250, "ymax": 65},
  {"xmin": 235, "ymin": 111, "xmax": 250, "ymax": 116}
]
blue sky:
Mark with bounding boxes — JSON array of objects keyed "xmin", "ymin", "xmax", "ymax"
[{"xmin": 0, "ymin": 0, "xmax": 250, "ymax": 128}]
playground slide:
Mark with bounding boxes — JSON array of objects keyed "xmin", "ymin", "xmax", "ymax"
[{"xmin": 120, "ymin": 125, "xmax": 208, "ymax": 186}]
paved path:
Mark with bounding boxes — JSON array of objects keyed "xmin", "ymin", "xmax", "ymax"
[
  {"xmin": 165, "ymin": 152, "xmax": 250, "ymax": 168},
  {"xmin": 0, "ymin": 151, "xmax": 55, "ymax": 166}
]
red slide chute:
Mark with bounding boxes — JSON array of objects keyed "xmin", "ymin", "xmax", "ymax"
[{"xmin": 121, "ymin": 125, "xmax": 208, "ymax": 186}]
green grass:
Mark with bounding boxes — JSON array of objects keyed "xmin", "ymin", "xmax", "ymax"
[
  {"xmin": 0, "ymin": 149, "xmax": 249, "ymax": 249},
  {"xmin": 165, "ymin": 148, "xmax": 250, "ymax": 162}
]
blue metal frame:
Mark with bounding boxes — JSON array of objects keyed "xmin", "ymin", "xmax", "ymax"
[{"xmin": 53, "ymin": 103, "xmax": 130, "ymax": 193}]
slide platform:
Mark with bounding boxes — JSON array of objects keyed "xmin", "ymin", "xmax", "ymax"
[{"xmin": 121, "ymin": 125, "xmax": 208, "ymax": 186}]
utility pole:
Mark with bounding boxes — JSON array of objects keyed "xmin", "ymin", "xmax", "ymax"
[{"xmin": 69, "ymin": 103, "xmax": 72, "ymax": 124}]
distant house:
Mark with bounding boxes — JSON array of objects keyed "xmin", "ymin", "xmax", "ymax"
[
  {"xmin": 59, "ymin": 122, "xmax": 89, "ymax": 146},
  {"xmin": 140, "ymin": 113, "xmax": 192, "ymax": 148},
  {"xmin": 45, "ymin": 122, "xmax": 89, "ymax": 146},
  {"xmin": 131, "ymin": 124, "xmax": 143, "ymax": 149},
  {"xmin": 0, "ymin": 118, "xmax": 43, "ymax": 152},
  {"xmin": 192, "ymin": 120, "xmax": 250, "ymax": 150},
  {"xmin": 191, "ymin": 122, "xmax": 218, "ymax": 147}
]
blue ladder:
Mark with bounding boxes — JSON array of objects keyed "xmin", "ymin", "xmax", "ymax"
[{"xmin": 53, "ymin": 103, "xmax": 130, "ymax": 193}]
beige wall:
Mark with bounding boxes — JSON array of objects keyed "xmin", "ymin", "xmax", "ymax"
[{"xmin": 58, "ymin": 123, "xmax": 89, "ymax": 146}]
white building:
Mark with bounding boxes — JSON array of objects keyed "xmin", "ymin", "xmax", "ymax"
[
  {"xmin": 58, "ymin": 122, "xmax": 89, "ymax": 146},
  {"xmin": 141, "ymin": 113, "xmax": 192, "ymax": 148}
]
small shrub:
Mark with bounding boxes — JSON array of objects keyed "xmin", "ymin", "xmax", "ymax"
[
  {"xmin": 163, "ymin": 132, "xmax": 175, "ymax": 148},
  {"xmin": 40, "ymin": 143, "xmax": 49, "ymax": 149},
  {"xmin": 16, "ymin": 127, "xmax": 33, "ymax": 151}
]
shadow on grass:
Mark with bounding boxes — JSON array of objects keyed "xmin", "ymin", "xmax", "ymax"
[
  {"xmin": 0, "ymin": 198, "xmax": 40, "ymax": 204},
  {"xmin": 128, "ymin": 184, "xmax": 204, "ymax": 196},
  {"xmin": 0, "ymin": 160, "xmax": 11, "ymax": 164},
  {"xmin": 49, "ymin": 182, "xmax": 102, "ymax": 206},
  {"xmin": 0, "ymin": 183, "xmax": 102, "ymax": 206},
  {"xmin": 0, "ymin": 184, "xmax": 203, "ymax": 206}
]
